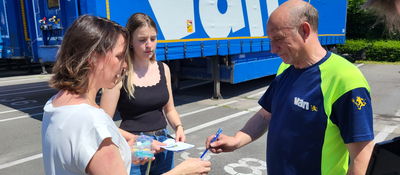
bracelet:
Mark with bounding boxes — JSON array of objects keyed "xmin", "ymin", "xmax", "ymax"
[{"xmin": 175, "ymin": 124, "xmax": 183, "ymax": 130}]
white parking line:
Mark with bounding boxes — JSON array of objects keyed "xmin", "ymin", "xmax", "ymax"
[
  {"xmin": 0, "ymin": 75, "xmax": 51, "ymax": 84},
  {"xmin": 180, "ymin": 100, "xmax": 238, "ymax": 117},
  {"xmin": 356, "ymin": 63, "xmax": 364, "ymax": 68},
  {"xmin": 0, "ymin": 88, "xmax": 54, "ymax": 97},
  {"xmin": 246, "ymin": 90, "xmax": 266, "ymax": 99},
  {"xmin": 0, "ymin": 105, "xmax": 43, "ymax": 115},
  {"xmin": 184, "ymin": 110, "xmax": 250, "ymax": 135},
  {"xmin": 0, "ymin": 78, "xmax": 38, "ymax": 84},
  {"xmin": 374, "ymin": 125, "xmax": 398, "ymax": 143},
  {"xmin": 0, "ymin": 107, "xmax": 252, "ymax": 170},
  {"xmin": 0, "ymin": 84, "xmax": 49, "ymax": 93},
  {"xmin": 0, "ymin": 113, "xmax": 42, "ymax": 123},
  {"xmin": 0, "ymin": 154, "xmax": 43, "ymax": 170},
  {"xmin": 2, "ymin": 104, "xmax": 398, "ymax": 170},
  {"xmin": 248, "ymin": 106, "xmax": 261, "ymax": 112},
  {"xmin": 395, "ymin": 110, "xmax": 400, "ymax": 117}
]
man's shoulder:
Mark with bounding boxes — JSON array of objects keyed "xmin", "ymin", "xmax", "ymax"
[
  {"xmin": 323, "ymin": 53, "xmax": 358, "ymax": 71},
  {"xmin": 321, "ymin": 53, "xmax": 364, "ymax": 78},
  {"xmin": 320, "ymin": 53, "xmax": 370, "ymax": 95}
]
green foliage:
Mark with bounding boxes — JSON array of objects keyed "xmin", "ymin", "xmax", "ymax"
[
  {"xmin": 346, "ymin": 0, "xmax": 398, "ymax": 39},
  {"xmin": 337, "ymin": 40, "xmax": 400, "ymax": 62},
  {"xmin": 341, "ymin": 1, "xmax": 400, "ymax": 62},
  {"xmin": 347, "ymin": 0, "xmax": 380, "ymax": 39},
  {"xmin": 366, "ymin": 41, "xmax": 400, "ymax": 62},
  {"xmin": 337, "ymin": 40, "xmax": 371, "ymax": 53}
]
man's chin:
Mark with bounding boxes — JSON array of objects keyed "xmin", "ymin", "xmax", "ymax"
[{"xmin": 281, "ymin": 58, "xmax": 290, "ymax": 64}]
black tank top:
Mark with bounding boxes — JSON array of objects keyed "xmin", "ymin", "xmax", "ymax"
[{"xmin": 117, "ymin": 61, "xmax": 169, "ymax": 132}]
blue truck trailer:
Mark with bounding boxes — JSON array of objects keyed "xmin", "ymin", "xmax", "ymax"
[{"xmin": 0, "ymin": 0, "xmax": 347, "ymax": 97}]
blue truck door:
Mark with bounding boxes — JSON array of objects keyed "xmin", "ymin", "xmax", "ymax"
[
  {"xmin": 0, "ymin": 0, "xmax": 31, "ymax": 59},
  {"xmin": 36, "ymin": 0, "xmax": 78, "ymax": 63}
]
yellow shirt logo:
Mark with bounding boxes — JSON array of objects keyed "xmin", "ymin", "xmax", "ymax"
[
  {"xmin": 311, "ymin": 105, "xmax": 318, "ymax": 112},
  {"xmin": 352, "ymin": 96, "xmax": 366, "ymax": 110}
]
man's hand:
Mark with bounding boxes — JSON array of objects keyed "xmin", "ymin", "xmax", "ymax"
[{"xmin": 205, "ymin": 134, "xmax": 241, "ymax": 153}]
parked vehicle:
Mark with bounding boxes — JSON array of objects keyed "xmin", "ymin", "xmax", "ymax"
[{"xmin": 0, "ymin": 0, "xmax": 347, "ymax": 97}]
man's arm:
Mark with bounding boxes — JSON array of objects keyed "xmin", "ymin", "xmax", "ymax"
[
  {"xmin": 240, "ymin": 108, "xmax": 271, "ymax": 141},
  {"xmin": 206, "ymin": 108, "xmax": 271, "ymax": 153},
  {"xmin": 346, "ymin": 140, "xmax": 375, "ymax": 175}
]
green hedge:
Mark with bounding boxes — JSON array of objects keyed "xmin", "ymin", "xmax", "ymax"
[
  {"xmin": 337, "ymin": 40, "xmax": 400, "ymax": 62},
  {"xmin": 366, "ymin": 41, "xmax": 400, "ymax": 62},
  {"xmin": 337, "ymin": 40, "xmax": 371, "ymax": 54}
]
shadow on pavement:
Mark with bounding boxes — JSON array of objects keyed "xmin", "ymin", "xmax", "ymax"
[
  {"xmin": 0, "ymin": 75, "xmax": 275, "ymax": 122},
  {"xmin": 174, "ymin": 75, "xmax": 275, "ymax": 106}
]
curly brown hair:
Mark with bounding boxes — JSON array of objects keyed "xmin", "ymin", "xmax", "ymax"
[{"xmin": 49, "ymin": 15, "xmax": 129, "ymax": 94}]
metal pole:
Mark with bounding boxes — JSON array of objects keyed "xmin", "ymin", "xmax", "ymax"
[{"xmin": 212, "ymin": 56, "xmax": 222, "ymax": 99}]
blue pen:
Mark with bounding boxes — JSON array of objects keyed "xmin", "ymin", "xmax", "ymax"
[{"xmin": 200, "ymin": 128, "xmax": 223, "ymax": 159}]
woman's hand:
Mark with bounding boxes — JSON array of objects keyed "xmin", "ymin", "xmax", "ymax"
[
  {"xmin": 126, "ymin": 137, "xmax": 136, "ymax": 148},
  {"xmin": 175, "ymin": 126, "xmax": 186, "ymax": 142},
  {"xmin": 128, "ymin": 136, "xmax": 156, "ymax": 165},
  {"xmin": 119, "ymin": 128, "xmax": 138, "ymax": 145},
  {"xmin": 132, "ymin": 157, "xmax": 155, "ymax": 165},
  {"xmin": 152, "ymin": 139, "xmax": 166, "ymax": 154},
  {"xmin": 164, "ymin": 158, "xmax": 211, "ymax": 175}
]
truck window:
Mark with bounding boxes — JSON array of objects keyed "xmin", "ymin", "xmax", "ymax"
[{"xmin": 47, "ymin": 0, "xmax": 59, "ymax": 9}]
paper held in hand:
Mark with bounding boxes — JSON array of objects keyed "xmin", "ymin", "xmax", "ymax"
[{"xmin": 161, "ymin": 139, "xmax": 194, "ymax": 152}]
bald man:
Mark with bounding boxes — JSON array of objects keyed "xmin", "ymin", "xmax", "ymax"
[{"xmin": 205, "ymin": 1, "xmax": 374, "ymax": 175}]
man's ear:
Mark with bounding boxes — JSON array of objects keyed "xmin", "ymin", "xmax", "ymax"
[{"xmin": 299, "ymin": 22, "xmax": 311, "ymax": 41}]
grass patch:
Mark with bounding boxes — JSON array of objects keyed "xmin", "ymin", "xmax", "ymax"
[{"xmin": 355, "ymin": 60, "xmax": 400, "ymax": 65}]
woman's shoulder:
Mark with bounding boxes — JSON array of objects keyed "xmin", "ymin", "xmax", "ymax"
[
  {"xmin": 54, "ymin": 104, "xmax": 111, "ymax": 123},
  {"xmin": 155, "ymin": 61, "xmax": 169, "ymax": 70},
  {"xmin": 156, "ymin": 61, "xmax": 170, "ymax": 77},
  {"xmin": 84, "ymin": 107, "xmax": 113, "ymax": 122}
]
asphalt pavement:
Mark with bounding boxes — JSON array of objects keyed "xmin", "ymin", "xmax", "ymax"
[{"xmin": 0, "ymin": 63, "xmax": 399, "ymax": 175}]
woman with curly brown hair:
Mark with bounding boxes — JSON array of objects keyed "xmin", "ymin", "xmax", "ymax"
[
  {"xmin": 42, "ymin": 14, "xmax": 210, "ymax": 175},
  {"xmin": 41, "ymin": 15, "xmax": 131, "ymax": 174}
]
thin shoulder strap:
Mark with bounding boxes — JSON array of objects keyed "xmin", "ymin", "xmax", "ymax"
[{"xmin": 157, "ymin": 61, "xmax": 167, "ymax": 84}]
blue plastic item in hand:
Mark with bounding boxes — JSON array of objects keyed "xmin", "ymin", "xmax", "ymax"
[{"xmin": 132, "ymin": 134, "xmax": 154, "ymax": 160}]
